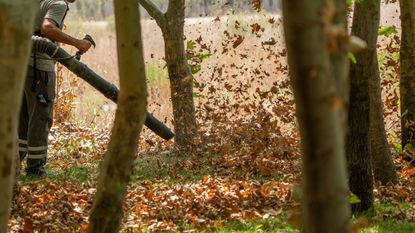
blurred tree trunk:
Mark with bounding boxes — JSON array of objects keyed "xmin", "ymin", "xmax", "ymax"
[
  {"xmin": 331, "ymin": 0, "xmax": 349, "ymax": 103},
  {"xmin": 347, "ymin": 0, "xmax": 377, "ymax": 212},
  {"xmin": 400, "ymin": 0, "xmax": 415, "ymax": 150},
  {"xmin": 283, "ymin": 0, "xmax": 351, "ymax": 232},
  {"xmin": 330, "ymin": 0, "xmax": 349, "ymax": 136},
  {"xmin": 99, "ymin": 0, "xmax": 106, "ymax": 20},
  {"xmin": 204, "ymin": 0, "xmax": 210, "ymax": 15},
  {"xmin": 140, "ymin": 0, "xmax": 197, "ymax": 152},
  {"xmin": 87, "ymin": 0, "xmax": 147, "ymax": 232},
  {"xmin": 0, "ymin": 0, "xmax": 37, "ymax": 231}
]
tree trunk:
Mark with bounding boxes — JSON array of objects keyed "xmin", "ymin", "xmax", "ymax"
[
  {"xmin": 139, "ymin": 0, "xmax": 197, "ymax": 152},
  {"xmin": 331, "ymin": 0, "xmax": 349, "ymax": 102},
  {"xmin": 282, "ymin": 1, "xmax": 351, "ymax": 232},
  {"xmin": 400, "ymin": 0, "xmax": 415, "ymax": 149},
  {"xmin": 0, "ymin": 1, "xmax": 37, "ymax": 231},
  {"xmin": 87, "ymin": 0, "xmax": 147, "ymax": 232},
  {"xmin": 347, "ymin": 0, "xmax": 377, "ymax": 212},
  {"xmin": 163, "ymin": 0, "xmax": 197, "ymax": 151},
  {"xmin": 204, "ymin": 0, "xmax": 210, "ymax": 15},
  {"xmin": 330, "ymin": 0, "xmax": 349, "ymax": 143},
  {"xmin": 370, "ymin": 42, "xmax": 398, "ymax": 184}
]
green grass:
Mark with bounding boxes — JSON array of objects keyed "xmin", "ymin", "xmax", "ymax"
[
  {"xmin": 64, "ymin": 15, "xmax": 88, "ymax": 36},
  {"xmin": 20, "ymin": 147, "xmax": 286, "ymax": 185},
  {"xmin": 361, "ymin": 221, "xmax": 415, "ymax": 233},
  {"xmin": 106, "ymin": 14, "xmax": 115, "ymax": 31},
  {"xmin": 131, "ymin": 152, "xmax": 286, "ymax": 184},
  {"xmin": 132, "ymin": 152, "xmax": 216, "ymax": 183},
  {"xmin": 18, "ymin": 152, "xmax": 415, "ymax": 233},
  {"xmin": 124, "ymin": 218, "xmax": 299, "ymax": 233},
  {"xmin": 146, "ymin": 62, "xmax": 170, "ymax": 87},
  {"xmin": 73, "ymin": 88, "xmax": 108, "ymax": 125},
  {"xmin": 212, "ymin": 219, "xmax": 298, "ymax": 233},
  {"xmin": 20, "ymin": 161, "xmax": 97, "ymax": 184},
  {"xmin": 18, "ymin": 143, "xmax": 415, "ymax": 233},
  {"xmin": 374, "ymin": 201, "xmax": 413, "ymax": 216},
  {"xmin": 355, "ymin": 201, "xmax": 415, "ymax": 233}
]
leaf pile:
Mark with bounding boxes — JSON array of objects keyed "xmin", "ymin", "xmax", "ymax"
[
  {"xmin": 10, "ymin": 181, "xmax": 94, "ymax": 233},
  {"xmin": 10, "ymin": 175, "xmax": 297, "ymax": 232},
  {"xmin": 123, "ymin": 177, "xmax": 295, "ymax": 231}
]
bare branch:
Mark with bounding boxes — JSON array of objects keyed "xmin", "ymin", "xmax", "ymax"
[{"xmin": 138, "ymin": 0, "xmax": 165, "ymax": 26}]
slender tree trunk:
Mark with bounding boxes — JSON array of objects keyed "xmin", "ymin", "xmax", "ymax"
[
  {"xmin": 400, "ymin": 0, "xmax": 415, "ymax": 149},
  {"xmin": 204, "ymin": 0, "xmax": 210, "ymax": 15},
  {"xmin": 331, "ymin": 0, "xmax": 349, "ymax": 102},
  {"xmin": 87, "ymin": 0, "xmax": 147, "ymax": 232},
  {"xmin": 139, "ymin": 0, "xmax": 197, "ymax": 152},
  {"xmin": 163, "ymin": 0, "xmax": 197, "ymax": 151},
  {"xmin": 0, "ymin": 1, "xmax": 37, "ymax": 231},
  {"xmin": 330, "ymin": 0, "xmax": 349, "ymax": 143},
  {"xmin": 347, "ymin": 0, "xmax": 377, "ymax": 212},
  {"xmin": 370, "ymin": 44, "xmax": 398, "ymax": 184},
  {"xmin": 99, "ymin": 0, "xmax": 106, "ymax": 20},
  {"xmin": 282, "ymin": 1, "xmax": 351, "ymax": 232}
]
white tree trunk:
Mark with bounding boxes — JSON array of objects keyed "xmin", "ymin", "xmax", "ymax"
[{"xmin": 0, "ymin": 1, "xmax": 37, "ymax": 232}]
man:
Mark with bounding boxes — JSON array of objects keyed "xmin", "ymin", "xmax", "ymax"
[{"xmin": 18, "ymin": 0, "xmax": 91, "ymax": 176}]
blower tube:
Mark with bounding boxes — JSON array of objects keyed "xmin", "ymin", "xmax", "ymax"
[{"xmin": 31, "ymin": 36, "xmax": 175, "ymax": 140}]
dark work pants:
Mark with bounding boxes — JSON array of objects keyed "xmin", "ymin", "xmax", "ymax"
[{"xmin": 18, "ymin": 67, "xmax": 55, "ymax": 175}]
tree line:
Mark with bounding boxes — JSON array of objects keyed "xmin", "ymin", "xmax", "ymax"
[
  {"xmin": 72, "ymin": 0, "xmax": 281, "ymax": 20},
  {"xmin": 1, "ymin": 0, "xmax": 414, "ymax": 232}
]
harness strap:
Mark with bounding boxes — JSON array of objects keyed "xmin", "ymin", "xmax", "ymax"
[{"xmin": 32, "ymin": 0, "xmax": 69, "ymax": 92}]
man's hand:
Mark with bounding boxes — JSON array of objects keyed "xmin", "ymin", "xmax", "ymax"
[
  {"xmin": 41, "ymin": 19, "xmax": 92, "ymax": 54},
  {"xmin": 75, "ymin": 39, "xmax": 92, "ymax": 54}
]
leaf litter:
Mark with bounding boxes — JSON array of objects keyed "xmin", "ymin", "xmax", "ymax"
[{"xmin": 9, "ymin": 5, "xmax": 415, "ymax": 232}]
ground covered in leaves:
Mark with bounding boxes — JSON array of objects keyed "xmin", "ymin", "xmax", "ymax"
[
  {"xmin": 9, "ymin": 3, "xmax": 415, "ymax": 232},
  {"xmin": 8, "ymin": 121, "xmax": 415, "ymax": 232}
]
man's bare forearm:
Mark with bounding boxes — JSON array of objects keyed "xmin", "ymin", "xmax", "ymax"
[{"xmin": 40, "ymin": 24, "xmax": 80, "ymax": 47}]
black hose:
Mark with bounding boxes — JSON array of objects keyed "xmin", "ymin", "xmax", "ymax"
[{"xmin": 32, "ymin": 36, "xmax": 175, "ymax": 140}]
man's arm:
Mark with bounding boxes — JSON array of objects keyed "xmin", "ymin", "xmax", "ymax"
[{"xmin": 40, "ymin": 19, "xmax": 91, "ymax": 53}]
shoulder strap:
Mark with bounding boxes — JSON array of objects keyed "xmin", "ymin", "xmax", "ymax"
[
  {"xmin": 34, "ymin": 0, "xmax": 69, "ymax": 37},
  {"xmin": 61, "ymin": 0, "xmax": 69, "ymax": 26}
]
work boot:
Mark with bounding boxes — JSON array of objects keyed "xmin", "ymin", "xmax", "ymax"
[{"xmin": 26, "ymin": 158, "xmax": 47, "ymax": 177}]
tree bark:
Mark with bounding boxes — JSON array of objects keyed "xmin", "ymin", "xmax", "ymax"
[
  {"xmin": 87, "ymin": 0, "xmax": 147, "ymax": 232},
  {"xmin": 163, "ymin": 0, "xmax": 197, "ymax": 151},
  {"xmin": 0, "ymin": 1, "xmax": 37, "ymax": 232},
  {"xmin": 347, "ymin": 0, "xmax": 377, "ymax": 212},
  {"xmin": 282, "ymin": 1, "xmax": 351, "ymax": 232},
  {"xmin": 370, "ymin": 26, "xmax": 398, "ymax": 184},
  {"xmin": 400, "ymin": 0, "xmax": 415, "ymax": 149},
  {"xmin": 140, "ymin": 0, "xmax": 197, "ymax": 151}
]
